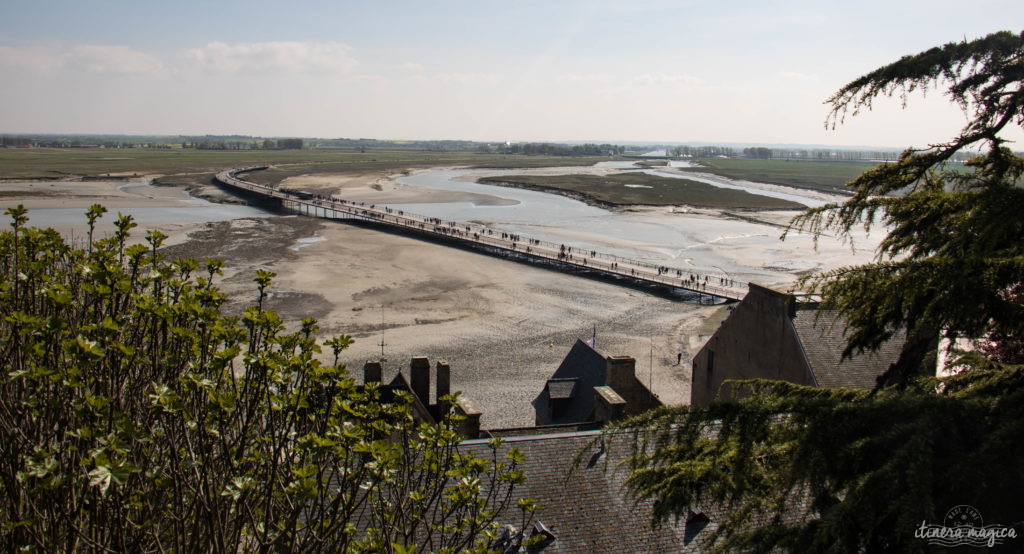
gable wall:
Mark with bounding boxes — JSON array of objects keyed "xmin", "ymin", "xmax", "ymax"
[{"xmin": 690, "ymin": 284, "xmax": 815, "ymax": 406}]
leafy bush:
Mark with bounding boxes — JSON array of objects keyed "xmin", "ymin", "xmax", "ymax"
[{"xmin": 0, "ymin": 204, "xmax": 533, "ymax": 553}]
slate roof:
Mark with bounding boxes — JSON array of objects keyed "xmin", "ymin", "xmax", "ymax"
[
  {"xmin": 546, "ymin": 378, "xmax": 578, "ymax": 400},
  {"xmin": 532, "ymin": 340, "xmax": 607, "ymax": 425},
  {"xmin": 792, "ymin": 309, "xmax": 906, "ymax": 389},
  {"xmin": 459, "ymin": 430, "xmax": 712, "ymax": 552}
]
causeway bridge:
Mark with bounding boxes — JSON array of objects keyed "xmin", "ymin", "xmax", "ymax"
[{"xmin": 215, "ymin": 167, "xmax": 746, "ymax": 302}]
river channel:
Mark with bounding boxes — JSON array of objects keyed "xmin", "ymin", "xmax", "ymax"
[{"xmin": 383, "ymin": 166, "xmax": 874, "ymax": 287}]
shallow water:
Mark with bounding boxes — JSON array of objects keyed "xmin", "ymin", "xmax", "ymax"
[
  {"xmin": 291, "ymin": 234, "xmax": 327, "ymax": 251},
  {"xmin": 644, "ymin": 169, "xmax": 828, "ymax": 208},
  {"xmin": 593, "ymin": 160, "xmax": 640, "ymax": 169},
  {"xmin": 389, "ymin": 168, "xmax": 873, "ymax": 284}
]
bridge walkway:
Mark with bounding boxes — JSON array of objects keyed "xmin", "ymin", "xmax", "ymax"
[{"xmin": 215, "ymin": 167, "xmax": 746, "ymax": 302}]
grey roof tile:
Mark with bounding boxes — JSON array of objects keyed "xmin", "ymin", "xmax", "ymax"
[
  {"xmin": 792, "ymin": 309, "xmax": 905, "ymax": 389},
  {"xmin": 460, "ymin": 431, "xmax": 705, "ymax": 552}
]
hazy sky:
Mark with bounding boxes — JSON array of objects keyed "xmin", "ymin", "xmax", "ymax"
[{"xmin": 1, "ymin": 1, "xmax": 1022, "ymax": 148}]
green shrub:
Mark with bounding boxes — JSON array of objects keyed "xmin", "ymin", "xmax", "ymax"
[{"xmin": 0, "ymin": 204, "xmax": 533, "ymax": 553}]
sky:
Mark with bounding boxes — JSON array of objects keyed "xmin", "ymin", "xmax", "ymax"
[{"xmin": 1, "ymin": 1, "xmax": 1022, "ymax": 148}]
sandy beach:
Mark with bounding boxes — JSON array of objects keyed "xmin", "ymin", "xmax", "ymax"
[{"xmin": 0, "ymin": 168, "xmax": 870, "ymax": 428}]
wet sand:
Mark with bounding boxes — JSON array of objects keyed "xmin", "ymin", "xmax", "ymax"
[{"xmin": 1, "ymin": 169, "xmax": 857, "ymax": 428}]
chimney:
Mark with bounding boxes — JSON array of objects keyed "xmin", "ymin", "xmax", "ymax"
[
  {"xmin": 605, "ymin": 356, "xmax": 636, "ymax": 396},
  {"xmin": 593, "ymin": 386, "xmax": 626, "ymax": 423},
  {"xmin": 455, "ymin": 396, "xmax": 482, "ymax": 439},
  {"xmin": 363, "ymin": 360, "xmax": 382, "ymax": 384},
  {"xmin": 410, "ymin": 356, "xmax": 430, "ymax": 406},
  {"xmin": 436, "ymin": 360, "xmax": 451, "ymax": 403}
]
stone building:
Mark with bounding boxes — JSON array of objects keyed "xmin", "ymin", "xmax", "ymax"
[
  {"xmin": 691, "ymin": 283, "xmax": 907, "ymax": 406},
  {"xmin": 361, "ymin": 356, "xmax": 483, "ymax": 438}
]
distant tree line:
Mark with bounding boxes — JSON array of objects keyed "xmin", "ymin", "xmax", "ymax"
[
  {"xmin": 669, "ymin": 145, "xmax": 982, "ymax": 162},
  {"xmin": 304, "ymin": 138, "xmax": 483, "ymax": 151},
  {"xmin": 739, "ymin": 146, "xmax": 978, "ymax": 163},
  {"xmin": 186, "ymin": 138, "xmax": 304, "ymax": 150},
  {"xmin": 671, "ymin": 145, "xmax": 736, "ymax": 157},
  {"xmin": 1, "ymin": 134, "xmax": 990, "ymax": 163},
  {"xmin": 0, "ymin": 136, "xmax": 33, "ymax": 147},
  {"xmin": 1, "ymin": 136, "xmax": 168, "ymax": 149},
  {"xmin": 743, "ymin": 147, "xmax": 773, "ymax": 159},
  {"xmin": 494, "ymin": 142, "xmax": 625, "ymax": 156}
]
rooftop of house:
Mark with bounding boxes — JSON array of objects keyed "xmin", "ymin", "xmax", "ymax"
[
  {"xmin": 532, "ymin": 339, "xmax": 607, "ymax": 425},
  {"xmin": 459, "ymin": 429, "xmax": 714, "ymax": 552},
  {"xmin": 792, "ymin": 308, "xmax": 906, "ymax": 389}
]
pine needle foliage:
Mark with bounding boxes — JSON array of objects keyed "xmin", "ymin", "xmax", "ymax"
[
  {"xmin": 616, "ymin": 370, "xmax": 1024, "ymax": 552},
  {"xmin": 612, "ymin": 31, "xmax": 1024, "ymax": 552},
  {"xmin": 0, "ymin": 205, "xmax": 535, "ymax": 553},
  {"xmin": 786, "ymin": 30, "xmax": 1024, "ymax": 384}
]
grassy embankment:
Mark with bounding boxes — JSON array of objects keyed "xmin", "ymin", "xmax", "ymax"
[
  {"xmin": 477, "ymin": 173, "xmax": 805, "ymax": 210},
  {"xmin": 685, "ymin": 158, "xmax": 879, "ymax": 195}
]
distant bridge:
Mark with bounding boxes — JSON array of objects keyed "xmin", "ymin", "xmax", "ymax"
[{"xmin": 215, "ymin": 167, "xmax": 746, "ymax": 302}]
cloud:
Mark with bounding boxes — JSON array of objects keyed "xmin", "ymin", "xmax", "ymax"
[
  {"xmin": 67, "ymin": 45, "xmax": 164, "ymax": 74},
  {"xmin": 780, "ymin": 71, "xmax": 816, "ymax": 81},
  {"xmin": 0, "ymin": 43, "xmax": 163, "ymax": 75},
  {"xmin": 429, "ymin": 72, "xmax": 503, "ymax": 86},
  {"xmin": 0, "ymin": 45, "xmax": 62, "ymax": 72},
  {"xmin": 185, "ymin": 41, "xmax": 358, "ymax": 74},
  {"xmin": 554, "ymin": 73, "xmax": 612, "ymax": 85},
  {"xmin": 403, "ymin": 62, "xmax": 423, "ymax": 71},
  {"xmin": 631, "ymin": 73, "xmax": 705, "ymax": 86}
]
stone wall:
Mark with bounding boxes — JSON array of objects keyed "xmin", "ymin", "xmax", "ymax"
[{"xmin": 690, "ymin": 283, "xmax": 815, "ymax": 406}]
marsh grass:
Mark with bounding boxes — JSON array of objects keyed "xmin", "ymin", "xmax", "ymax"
[
  {"xmin": 478, "ymin": 172, "xmax": 806, "ymax": 210},
  {"xmin": 684, "ymin": 158, "xmax": 879, "ymax": 194}
]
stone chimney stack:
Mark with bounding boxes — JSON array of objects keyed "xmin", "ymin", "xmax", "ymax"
[
  {"xmin": 593, "ymin": 386, "xmax": 626, "ymax": 423},
  {"xmin": 363, "ymin": 360, "xmax": 382, "ymax": 384},
  {"xmin": 410, "ymin": 356, "xmax": 431, "ymax": 406},
  {"xmin": 605, "ymin": 356, "xmax": 636, "ymax": 396},
  {"xmin": 455, "ymin": 397, "xmax": 482, "ymax": 439},
  {"xmin": 436, "ymin": 361, "xmax": 451, "ymax": 403}
]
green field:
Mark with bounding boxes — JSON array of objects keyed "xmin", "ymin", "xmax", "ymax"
[
  {"xmin": 477, "ymin": 173, "xmax": 806, "ymax": 210},
  {"xmin": 685, "ymin": 158, "xmax": 881, "ymax": 194},
  {"xmin": 0, "ymin": 147, "xmax": 615, "ymax": 181}
]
